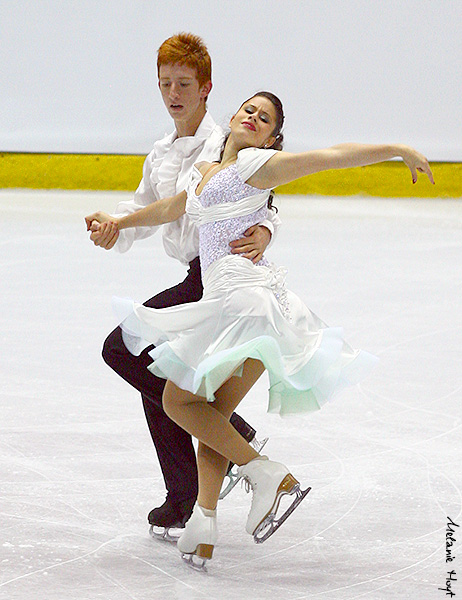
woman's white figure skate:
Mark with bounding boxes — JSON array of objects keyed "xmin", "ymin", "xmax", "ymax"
[
  {"xmin": 177, "ymin": 504, "xmax": 217, "ymax": 571},
  {"xmin": 219, "ymin": 435, "xmax": 269, "ymax": 500},
  {"xmin": 238, "ymin": 456, "xmax": 311, "ymax": 544}
]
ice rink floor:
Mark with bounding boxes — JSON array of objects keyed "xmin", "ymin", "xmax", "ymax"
[{"xmin": 1, "ymin": 190, "xmax": 461, "ymax": 600}]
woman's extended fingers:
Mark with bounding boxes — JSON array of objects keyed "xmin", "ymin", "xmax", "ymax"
[
  {"xmin": 100, "ymin": 221, "xmax": 120, "ymax": 249},
  {"xmin": 417, "ymin": 162, "xmax": 435, "ymax": 185},
  {"xmin": 404, "ymin": 148, "xmax": 435, "ymax": 185},
  {"xmin": 412, "ymin": 160, "xmax": 435, "ymax": 185}
]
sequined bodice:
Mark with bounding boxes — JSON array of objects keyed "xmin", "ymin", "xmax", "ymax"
[{"xmin": 193, "ymin": 164, "xmax": 270, "ymax": 272}]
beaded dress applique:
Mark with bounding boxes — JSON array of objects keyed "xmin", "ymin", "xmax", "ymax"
[{"xmin": 193, "ymin": 164, "xmax": 270, "ymax": 273}]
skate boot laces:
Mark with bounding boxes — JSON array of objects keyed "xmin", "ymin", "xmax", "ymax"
[
  {"xmin": 219, "ymin": 438, "xmax": 269, "ymax": 501},
  {"xmin": 241, "ymin": 475, "xmax": 254, "ymax": 495},
  {"xmin": 240, "ymin": 469, "xmax": 261, "ymax": 514}
]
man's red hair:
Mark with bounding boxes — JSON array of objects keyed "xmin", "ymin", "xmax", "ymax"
[{"xmin": 157, "ymin": 32, "xmax": 212, "ymax": 87}]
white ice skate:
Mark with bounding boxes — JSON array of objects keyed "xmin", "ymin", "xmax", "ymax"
[
  {"xmin": 238, "ymin": 456, "xmax": 311, "ymax": 544},
  {"xmin": 177, "ymin": 504, "xmax": 217, "ymax": 571},
  {"xmin": 219, "ymin": 436, "xmax": 269, "ymax": 500}
]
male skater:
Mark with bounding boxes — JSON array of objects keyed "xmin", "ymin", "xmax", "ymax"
[{"xmin": 86, "ymin": 33, "xmax": 280, "ymax": 537}]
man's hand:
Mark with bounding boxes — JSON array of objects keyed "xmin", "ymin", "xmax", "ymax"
[
  {"xmin": 229, "ymin": 224, "xmax": 271, "ymax": 263},
  {"xmin": 85, "ymin": 212, "xmax": 120, "ymax": 250}
]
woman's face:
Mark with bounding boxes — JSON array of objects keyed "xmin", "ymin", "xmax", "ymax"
[{"xmin": 230, "ymin": 96, "xmax": 277, "ymax": 149}]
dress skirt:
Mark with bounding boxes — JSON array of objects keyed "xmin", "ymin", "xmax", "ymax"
[{"xmin": 113, "ymin": 255, "xmax": 378, "ymax": 416}]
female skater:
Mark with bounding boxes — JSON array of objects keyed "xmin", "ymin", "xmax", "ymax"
[{"xmin": 87, "ymin": 91, "xmax": 434, "ymax": 567}]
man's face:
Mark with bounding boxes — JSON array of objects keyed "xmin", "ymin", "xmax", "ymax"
[{"xmin": 158, "ymin": 63, "xmax": 211, "ymax": 124}]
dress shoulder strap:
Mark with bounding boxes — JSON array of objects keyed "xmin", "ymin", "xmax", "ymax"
[
  {"xmin": 236, "ymin": 148, "xmax": 278, "ymax": 184},
  {"xmin": 194, "ymin": 161, "xmax": 218, "ymax": 177}
]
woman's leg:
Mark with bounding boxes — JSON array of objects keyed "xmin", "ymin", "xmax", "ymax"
[
  {"xmin": 196, "ymin": 442, "xmax": 228, "ymax": 510},
  {"xmin": 162, "ymin": 359, "xmax": 265, "ymax": 509}
]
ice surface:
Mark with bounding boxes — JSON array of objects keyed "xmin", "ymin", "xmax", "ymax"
[{"xmin": 0, "ymin": 190, "xmax": 461, "ymax": 599}]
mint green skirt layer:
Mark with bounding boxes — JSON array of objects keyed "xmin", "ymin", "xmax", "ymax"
[{"xmin": 114, "ymin": 255, "xmax": 378, "ymax": 416}]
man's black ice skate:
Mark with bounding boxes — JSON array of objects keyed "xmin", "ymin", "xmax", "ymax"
[{"xmin": 148, "ymin": 494, "xmax": 195, "ymax": 543}]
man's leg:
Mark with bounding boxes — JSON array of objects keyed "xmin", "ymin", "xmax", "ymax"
[
  {"xmin": 101, "ymin": 258, "xmax": 259, "ymax": 526},
  {"xmin": 102, "ymin": 261, "xmax": 202, "ymax": 524},
  {"xmin": 103, "ymin": 323, "xmax": 198, "ymax": 508}
]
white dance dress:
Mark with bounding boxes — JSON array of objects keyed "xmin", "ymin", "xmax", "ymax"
[{"xmin": 114, "ymin": 148, "xmax": 378, "ymax": 416}]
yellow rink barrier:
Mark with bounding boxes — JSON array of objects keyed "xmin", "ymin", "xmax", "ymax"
[{"xmin": 0, "ymin": 152, "xmax": 461, "ymax": 197}]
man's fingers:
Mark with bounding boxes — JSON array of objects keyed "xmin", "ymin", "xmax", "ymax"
[
  {"xmin": 241, "ymin": 250, "xmax": 261, "ymax": 263},
  {"xmin": 230, "ymin": 228, "xmax": 259, "ymax": 248},
  {"xmin": 243, "ymin": 224, "xmax": 258, "ymax": 237},
  {"xmin": 230, "ymin": 244, "xmax": 253, "ymax": 254},
  {"xmin": 229, "ymin": 237, "xmax": 247, "ymax": 248}
]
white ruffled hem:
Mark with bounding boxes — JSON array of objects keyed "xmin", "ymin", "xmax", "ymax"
[
  {"xmin": 112, "ymin": 255, "xmax": 378, "ymax": 417},
  {"xmin": 146, "ymin": 332, "xmax": 378, "ymax": 416}
]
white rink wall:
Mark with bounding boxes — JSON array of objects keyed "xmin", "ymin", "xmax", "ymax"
[{"xmin": 1, "ymin": 0, "xmax": 461, "ymax": 160}]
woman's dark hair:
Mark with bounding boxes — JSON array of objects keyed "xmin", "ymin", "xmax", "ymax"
[
  {"xmin": 219, "ymin": 91, "xmax": 285, "ymax": 211},
  {"xmin": 253, "ymin": 91, "xmax": 284, "ymax": 150}
]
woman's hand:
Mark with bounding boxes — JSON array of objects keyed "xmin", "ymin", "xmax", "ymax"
[
  {"xmin": 84, "ymin": 211, "xmax": 120, "ymax": 249},
  {"xmin": 399, "ymin": 146, "xmax": 435, "ymax": 185}
]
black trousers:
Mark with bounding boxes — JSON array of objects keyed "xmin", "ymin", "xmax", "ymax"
[{"xmin": 102, "ymin": 257, "xmax": 256, "ymax": 504}]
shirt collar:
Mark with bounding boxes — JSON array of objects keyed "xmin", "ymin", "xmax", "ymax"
[{"xmin": 162, "ymin": 112, "xmax": 216, "ymax": 148}]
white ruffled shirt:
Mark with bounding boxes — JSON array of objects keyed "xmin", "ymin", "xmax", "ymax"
[{"xmin": 113, "ymin": 112, "xmax": 281, "ymax": 265}]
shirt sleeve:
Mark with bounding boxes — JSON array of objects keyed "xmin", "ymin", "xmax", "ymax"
[
  {"xmin": 259, "ymin": 204, "xmax": 282, "ymax": 247},
  {"xmin": 112, "ymin": 150, "xmax": 162, "ymax": 253},
  {"xmin": 236, "ymin": 147, "xmax": 279, "ymax": 183}
]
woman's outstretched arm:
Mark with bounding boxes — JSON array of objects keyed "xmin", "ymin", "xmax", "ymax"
[
  {"xmin": 85, "ymin": 191, "xmax": 187, "ymax": 232},
  {"xmin": 249, "ymin": 143, "xmax": 434, "ymax": 189}
]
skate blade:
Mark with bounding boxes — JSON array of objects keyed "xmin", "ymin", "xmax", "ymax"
[
  {"xmin": 219, "ymin": 468, "xmax": 240, "ymax": 500},
  {"xmin": 253, "ymin": 475, "xmax": 311, "ymax": 544},
  {"xmin": 181, "ymin": 544, "xmax": 214, "ymax": 571},
  {"xmin": 149, "ymin": 524, "xmax": 183, "ymax": 543},
  {"xmin": 251, "ymin": 436, "xmax": 269, "ymax": 453}
]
